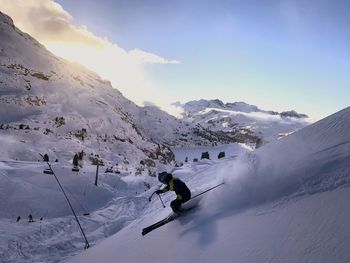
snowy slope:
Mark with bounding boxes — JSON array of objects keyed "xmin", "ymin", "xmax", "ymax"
[
  {"xmin": 68, "ymin": 106, "xmax": 350, "ymax": 263},
  {"xmin": 0, "ymin": 160, "xmax": 152, "ymax": 262},
  {"xmin": 0, "ymin": 145, "xmax": 250, "ymax": 263},
  {"xmin": 175, "ymin": 99, "xmax": 310, "ymax": 144},
  {"xmin": 69, "ymin": 188, "xmax": 350, "ymax": 263}
]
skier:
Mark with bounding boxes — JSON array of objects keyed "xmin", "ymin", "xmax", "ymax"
[
  {"xmin": 28, "ymin": 214, "xmax": 34, "ymax": 223},
  {"xmin": 73, "ymin": 153, "xmax": 79, "ymax": 167},
  {"xmin": 155, "ymin": 172, "xmax": 191, "ymax": 213}
]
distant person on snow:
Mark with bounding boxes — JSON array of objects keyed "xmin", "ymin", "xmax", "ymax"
[
  {"xmin": 28, "ymin": 214, "xmax": 34, "ymax": 223},
  {"xmin": 155, "ymin": 172, "xmax": 191, "ymax": 213},
  {"xmin": 73, "ymin": 154, "xmax": 79, "ymax": 167}
]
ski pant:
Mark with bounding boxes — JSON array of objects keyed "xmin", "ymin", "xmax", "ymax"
[{"xmin": 170, "ymin": 191, "xmax": 191, "ymax": 212}]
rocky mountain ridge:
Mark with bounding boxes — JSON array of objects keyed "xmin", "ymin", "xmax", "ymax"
[{"xmin": 175, "ymin": 99, "xmax": 310, "ymax": 144}]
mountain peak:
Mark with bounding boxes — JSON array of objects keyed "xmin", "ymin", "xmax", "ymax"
[
  {"xmin": 0, "ymin": 11, "xmax": 14, "ymax": 28},
  {"xmin": 175, "ymin": 99, "xmax": 310, "ymax": 144},
  {"xmin": 185, "ymin": 99, "xmax": 225, "ymax": 109},
  {"xmin": 225, "ymin": 101, "xmax": 259, "ymax": 113}
]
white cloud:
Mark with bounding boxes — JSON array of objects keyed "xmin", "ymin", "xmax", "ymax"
[
  {"xmin": 0, "ymin": 0, "xmax": 104, "ymax": 46},
  {"xmin": 130, "ymin": 49, "xmax": 181, "ymax": 65},
  {"xmin": 0, "ymin": 0, "xmax": 180, "ymax": 105}
]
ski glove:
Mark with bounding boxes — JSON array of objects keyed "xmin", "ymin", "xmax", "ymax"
[{"xmin": 155, "ymin": 190, "xmax": 162, "ymax": 195}]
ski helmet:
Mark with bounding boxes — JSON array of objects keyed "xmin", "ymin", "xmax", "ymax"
[{"xmin": 158, "ymin": 172, "xmax": 169, "ymax": 183}]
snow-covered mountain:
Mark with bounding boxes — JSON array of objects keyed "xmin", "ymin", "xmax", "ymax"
[
  {"xmin": 0, "ymin": 11, "xmax": 242, "ymax": 175},
  {"xmin": 1, "ymin": 9, "xmax": 349, "ymax": 263},
  {"xmin": 174, "ymin": 99, "xmax": 310, "ymax": 145},
  {"xmin": 68, "ymin": 106, "xmax": 350, "ymax": 263}
]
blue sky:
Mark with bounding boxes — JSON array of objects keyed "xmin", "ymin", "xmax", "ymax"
[{"xmin": 51, "ymin": 0, "xmax": 350, "ymax": 119}]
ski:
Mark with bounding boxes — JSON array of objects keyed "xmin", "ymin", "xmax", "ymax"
[
  {"xmin": 142, "ymin": 213, "xmax": 177, "ymax": 236},
  {"xmin": 142, "ymin": 206, "xmax": 197, "ymax": 236}
]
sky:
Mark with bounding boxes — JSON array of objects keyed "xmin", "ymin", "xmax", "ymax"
[{"xmin": 1, "ymin": 0, "xmax": 349, "ymax": 120}]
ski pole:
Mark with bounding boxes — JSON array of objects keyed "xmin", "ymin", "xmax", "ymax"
[
  {"xmin": 148, "ymin": 191, "xmax": 156, "ymax": 202},
  {"xmin": 158, "ymin": 194, "xmax": 166, "ymax": 208},
  {"xmin": 191, "ymin": 182, "xmax": 224, "ymax": 200}
]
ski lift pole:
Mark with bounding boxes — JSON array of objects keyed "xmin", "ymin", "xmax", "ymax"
[
  {"xmin": 94, "ymin": 161, "xmax": 99, "ymax": 186},
  {"xmin": 39, "ymin": 154, "xmax": 90, "ymax": 249}
]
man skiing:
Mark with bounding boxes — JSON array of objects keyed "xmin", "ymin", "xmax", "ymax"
[{"xmin": 155, "ymin": 172, "xmax": 191, "ymax": 213}]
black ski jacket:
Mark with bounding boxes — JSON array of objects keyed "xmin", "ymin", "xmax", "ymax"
[{"xmin": 161, "ymin": 176, "xmax": 191, "ymax": 201}]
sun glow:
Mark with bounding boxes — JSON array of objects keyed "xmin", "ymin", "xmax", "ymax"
[
  {"xmin": 0, "ymin": 0, "xmax": 179, "ymax": 107},
  {"xmin": 45, "ymin": 41, "xmax": 157, "ymax": 104}
]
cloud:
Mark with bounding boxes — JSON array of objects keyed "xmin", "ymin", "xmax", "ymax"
[
  {"xmin": 0, "ymin": 0, "xmax": 104, "ymax": 47},
  {"xmin": 130, "ymin": 49, "xmax": 181, "ymax": 65},
  {"xmin": 0, "ymin": 0, "xmax": 180, "ymax": 105}
]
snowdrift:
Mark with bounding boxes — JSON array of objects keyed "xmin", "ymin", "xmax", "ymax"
[
  {"xmin": 209, "ymin": 106, "xmax": 350, "ymax": 212},
  {"xmin": 68, "ymin": 107, "xmax": 350, "ymax": 263}
]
